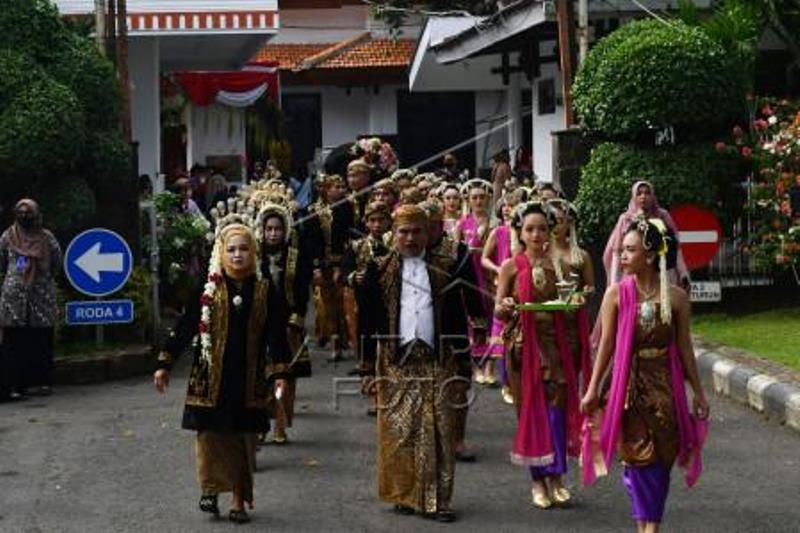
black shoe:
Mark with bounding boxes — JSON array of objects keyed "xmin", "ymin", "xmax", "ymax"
[
  {"xmin": 456, "ymin": 450, "xmax": 477, "ymax": 463},
  {"xmin": 199, "ymin": 494, "xmax": 220, "ymax": 516},
  {"xmin": 229, "ymin": 509, "xmax": 251, "ymax": 524},
  {"xmin": 436, "ymin": 510, "xmax": 457, "ymax": 523},
  {"xmin": 347, "ymin": 367, "xmax": 361, "ymax": 376},
  {"xmin": 366, "ymin": 407, "xmax": 377, "ymax": 417},
  {"xmin": 393, "ymin": 504, "xmax": 415, "ymax": 515}
]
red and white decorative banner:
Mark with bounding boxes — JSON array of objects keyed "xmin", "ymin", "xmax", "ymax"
[
  {"xmin": 127, "ymin": 11, "xmax": 278, "ymax": 33},
  {"xmin": 176, "ymin": 62, "xmax": 280, "ymax": 108}
]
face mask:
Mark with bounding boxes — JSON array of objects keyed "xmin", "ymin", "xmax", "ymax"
[{"xmin": 16, "ymin": 215, "xmax": 36, "ymax": 229}]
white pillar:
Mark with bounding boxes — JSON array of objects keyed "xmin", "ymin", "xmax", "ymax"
[
  {"xmin": 184, "ymin": 103, "xmax": 193, "ymax": 175},
  {"xmin": 507, "ymin": 72, "xmax": 523, "ymax": 167},
  {"xmin": 129, "ymin": 37, "xmax": 162, "ymax": 191}
]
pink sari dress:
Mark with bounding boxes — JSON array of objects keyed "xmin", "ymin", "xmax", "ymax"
[
  {"xmin": 457, "ymin": 213, "xmax": 492, "ymax": 359},
  {"xmin": 488, "ymin": 224, "xmax": 513, "ymax": 359}
]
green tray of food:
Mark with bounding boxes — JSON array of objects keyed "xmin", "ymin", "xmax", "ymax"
[{"xmin": 516, "ymin": 301, "xmax": 583, "ymax": 312}]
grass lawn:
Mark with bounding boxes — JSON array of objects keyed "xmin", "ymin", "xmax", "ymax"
[{"xmin": 692, "ymin": 308, "xmax": 800, "ymax": 370}]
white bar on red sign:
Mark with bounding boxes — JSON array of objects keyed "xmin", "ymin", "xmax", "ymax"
[{"xmin": 679, "ymin": 231, "xmax": 719, "ymax": 244}]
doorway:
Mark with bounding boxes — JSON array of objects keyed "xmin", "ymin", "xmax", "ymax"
[{"xmin": 282, "ymin": 93, "xmax": 322, "ymax": 178}]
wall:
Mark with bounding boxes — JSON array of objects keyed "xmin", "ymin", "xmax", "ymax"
[
  {"xmin": 187, "ymin": 103, "xmax": 247, "ymax": 181},
  {"xmin": 283, "ymin": 84, "xmax": 400, "ymax": 149},
  {"xmin": 474, "ymin": 90, "xmax": 508, "ymax": 174},
  {"xmin": 129, "ymin": 37, "xmax": 162, "ymax": 189},
  {"xmin": 530, "ymin": 61, "xmax": 565, "ymax": 183}
]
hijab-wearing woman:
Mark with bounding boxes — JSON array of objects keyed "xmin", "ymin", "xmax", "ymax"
[
  {"xmin": 603, "ymin": 181, "xmax": 690, "ymax": 288},
  {"xmin": 495, "ymin": 202, "xmax": 590, "ymax": 510},
  {"xmin": 581, "ymin": 218, "xmax": 709, "ymax": 533},
  {"xmin": 154, "ymin": 221, "xmax": 290, "ymax": 524},
  {"xmin": 0, "ymin": 199, "xmax": 62, "ymax": 400}
]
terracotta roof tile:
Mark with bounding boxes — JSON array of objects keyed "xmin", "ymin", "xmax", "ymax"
[
  {"xmin": 317, "ymin": 38, "xmax": 415, "ymax": 69},
  {"xmin": 252, "ymin": 38, "xmax": 415, "ymax": 71},
  {"xmin": 252, "ymin": 43, "xmax": 333, "ymax": 70}
]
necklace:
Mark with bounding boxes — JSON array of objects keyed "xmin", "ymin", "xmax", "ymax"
[
  {"xmin": 527, "ymin": 253, "xmax": 547, "ymax": 290},
  {"xmin": 637, "ymin": 280, "xmax": 658, "ymax": 331}
]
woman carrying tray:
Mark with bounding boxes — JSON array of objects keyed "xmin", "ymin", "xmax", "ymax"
[{"xmin": 494, "ymin": 201, "xmax": 591, "ymax": 510}]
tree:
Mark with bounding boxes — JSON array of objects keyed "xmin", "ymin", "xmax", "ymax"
[{"xmin": 0, "ymin": 0, "xmax": 133, "ymax": 246}]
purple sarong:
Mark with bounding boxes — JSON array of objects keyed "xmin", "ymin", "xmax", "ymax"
[
  {"xmin": 529, "ymin": 406, "xmax": 567, "ymax": 480},
  {"xmin": 623, "ymin": 463, "xmax": 670, "ymax": 522}
]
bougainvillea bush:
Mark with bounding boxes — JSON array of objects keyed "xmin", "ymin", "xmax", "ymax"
[{"xmin": 715, "ymin": 99, "xmax": 800, "ymax": 270}]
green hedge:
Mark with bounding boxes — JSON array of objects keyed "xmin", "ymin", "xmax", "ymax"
[
  {"xmin": 575, "ymin": 142, "xmax": 740, "ymax": 247},
  {"xmin": 573, "ymin": 19, "xmax": 744, "ymax": 139}
]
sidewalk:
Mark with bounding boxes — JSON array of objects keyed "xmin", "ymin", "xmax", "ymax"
[{"xmin": 694, "ymin": 335, "xmax": 800, "ymax": 434}]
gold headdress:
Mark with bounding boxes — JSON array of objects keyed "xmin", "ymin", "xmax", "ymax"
[
  {"xmin": 635, "ymin": 216, "xmax": 673, "ymax": 325},
  {"xmin": 392, "ymin": 204, "xmax": 429, "ymax": 227},
  {"xmin": 347, "ymin": 158, "xmax": 371, "ymax": 175}
]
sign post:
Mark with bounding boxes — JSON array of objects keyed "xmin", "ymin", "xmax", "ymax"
[{"xmin": 64, "ymin": 229, "xmax": 134, "ymax": 346}]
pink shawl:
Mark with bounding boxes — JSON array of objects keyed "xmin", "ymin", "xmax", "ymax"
[
  {"xmin": 581, "ymin": 277, "xmax": 708, "ymax": 487},
  {"xmin": 510, "ymin": 254, "xmax": 583, "ymax": 465}
]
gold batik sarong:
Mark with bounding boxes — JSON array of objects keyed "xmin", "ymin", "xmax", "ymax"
[
  {"xmin": 195, "ymin": 431, "xmax": 257, "ymax": 503},
  {"xmin": 313, "ymin": 280, "xmax": 348, "ymax": 348},
  {"xmin": 376, "ymin": 342, "xmax": 459, "ymax": 513},
  {"xmin": 343, "ymin": 286, "xmax": 359, "ymax": 350}
]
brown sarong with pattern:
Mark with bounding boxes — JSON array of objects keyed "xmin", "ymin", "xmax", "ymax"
[
  {"xmin": 195, "ymin": 432, "xmax": 257, "ymax": 504},
  {"xmin": 376, "ymin": 342, "xmax": 459, "ymax": 513}
]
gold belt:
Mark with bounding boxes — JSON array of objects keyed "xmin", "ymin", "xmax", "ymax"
[{"xmin": 636, "ymin": 347, "xmax": 668, "ymax": 360}]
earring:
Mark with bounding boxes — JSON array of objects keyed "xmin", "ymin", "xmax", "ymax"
[{"xmin": 646, "ymin": 257, "xmax": 654, "ymax": 265}]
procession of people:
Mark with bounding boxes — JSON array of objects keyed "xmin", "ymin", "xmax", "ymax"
[{"xmin": 148, "ymin": 141, "xmax": 710, "ymax": 531}]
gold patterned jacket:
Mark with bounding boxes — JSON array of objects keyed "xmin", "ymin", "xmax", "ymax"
[{"xmin": 363, "ymin": 249, "xmax": 472, "ymax": 373}]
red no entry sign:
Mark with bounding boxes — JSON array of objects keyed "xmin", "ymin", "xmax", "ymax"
[{"xmin": 670, "ymin": 204, "xmax": 722, "ymax": 270}]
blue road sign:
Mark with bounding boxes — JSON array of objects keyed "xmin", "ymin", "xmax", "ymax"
[
  {"xmin": 65, "ymin": 300, "xmax": 134, "ymax": 326},
  {"xmin": 64, "ymin": 229, "xmax": 133, "ymax": 297}
]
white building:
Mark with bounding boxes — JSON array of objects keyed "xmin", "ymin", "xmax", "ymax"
[{"xmin": 54, "ymin": 0, "xmax": 281, "ymax": 189}]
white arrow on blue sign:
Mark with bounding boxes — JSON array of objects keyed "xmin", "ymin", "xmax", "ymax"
[{"xmin": 64, "ymin": 229, "xmax": 133, "ymax": 297}]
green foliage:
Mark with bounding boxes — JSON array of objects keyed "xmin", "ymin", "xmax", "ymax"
[
  {"xmin": 573, "ymin": 19, "xmax": 744, "ymax": 139},
  {"xmin": 0, "ymin": 0, "xmax": 129, "ymax": 239},
  {"xmin": 678, "ymin": 0, "xmax": 763, "ymax": 92},
  {"xmin": 49, "ymin": 34, "xmax": 121, "ymax": 131},
  {"xmin": 148, "ymin": 192, "xmax": 211, "ymax": 289},
  {"xmin": 0, "ymin": 77, "xmax": 85, "ymax": 181},
  {"xmin": 37, "ymin": 176, "xmax": 96, "ymax": 240},
  {"xmin": 575, "ymin": 142, "xmax": 739, "ymax": 246},
  {"xmin": 80, "ymin": 130, "xmax": 132, "ymax": 194}
]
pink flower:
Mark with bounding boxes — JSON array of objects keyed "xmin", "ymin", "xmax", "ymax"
[
  {"xmin": 761, "ymin": 105, "xmax": 774, "ymax": 116},
  {"xmin": 754, "ymin": 119, "xmax": 768, "ymax": 131},
  {"xmin": 715, "ymin": 141, "xmax": 727, "ymax": 153},
  {"xmin": 781, "ymin": 201, "xmax": 792, "ymax": 215},
  {"xmin": 208, "ymin": 272, "xmax": 222, "ymax": 283},
  {"xmin": 200, "ymin": 293, "xmax": 213, "ymax": 306},
  {"xmin": 198, "ymin": 321, "xmax": 209, "ymax": 333},
  {"xmin": 741, "ymin": 146, "xmax": 753, "ymax": 158},
  {"xmin": 732, "ymin": 125, "xmax": 744, "ymax": 138}
]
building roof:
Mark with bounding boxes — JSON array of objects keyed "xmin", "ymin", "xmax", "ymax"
[
  {"xmin": 316, "ymin": 38, "xmax": 415, "ymax": 69},
  {"xmin": 252, "ymin": 43, "xmax": 332, "ymax": 70},
  {"xmin": 253, "ymin": 37, "xmax": 415, "ymax": 72}
]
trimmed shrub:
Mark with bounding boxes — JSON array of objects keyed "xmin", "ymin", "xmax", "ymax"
[{"xmin": 573, "ymin": 19, "xmax": 744, "ymax": 139}]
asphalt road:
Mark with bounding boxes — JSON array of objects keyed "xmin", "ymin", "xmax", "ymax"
[{"xmin": 1, "ymin": 349, "xmax": 799, "ymax": 533}]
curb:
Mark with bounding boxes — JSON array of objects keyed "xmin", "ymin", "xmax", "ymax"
[
  {"xmin": 53, "ymin": 345, "xmax": 154, "ymax": 385},
  {"xmin": 695, "ymin": 347, "xmax": 800, "ymax": 434}
]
